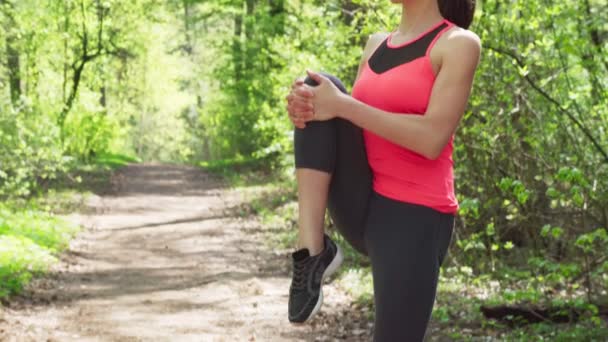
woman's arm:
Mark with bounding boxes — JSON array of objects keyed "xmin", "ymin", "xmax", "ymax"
[{"xmin": 306, "ymin": 30, "xmax": 481, "ymax": 160}]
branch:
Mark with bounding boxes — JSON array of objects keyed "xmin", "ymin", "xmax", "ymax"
[
  {"xmin": 80, "ymin": 0, "xmax": 88, "ymax": 56},
  {"xmin": 487, "ymin": 45, "xmax": 608, "ymax": 164}
]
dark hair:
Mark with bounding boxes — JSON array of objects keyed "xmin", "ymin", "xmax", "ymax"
[{"xmin": 437, "ymin": 0, "xmax": 476, "ymax": 29}]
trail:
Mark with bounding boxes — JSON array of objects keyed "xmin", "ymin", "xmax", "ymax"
[{"xmin": 0, "ymin": 164, "xmax": 371, "ymax": 341}]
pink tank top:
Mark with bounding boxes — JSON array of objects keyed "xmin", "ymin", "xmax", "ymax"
[{"xmin": 351, "ymin": 19, "xmax": 458, "ymax": 214}]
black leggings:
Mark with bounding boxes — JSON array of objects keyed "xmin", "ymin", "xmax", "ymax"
[{"xmin": 294, "ymin": 74, "xmax": 454, "ymax": 341}]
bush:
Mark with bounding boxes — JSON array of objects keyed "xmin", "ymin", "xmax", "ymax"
[
  {"xmin": 0, "ymin": 104, "xmax": 67, "ymax": 198},
  {"xmin": 0, "ymin": 204, "xmax": 79, "ymax": 298}
]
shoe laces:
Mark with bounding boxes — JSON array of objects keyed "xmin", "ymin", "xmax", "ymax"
[{"xmin": 291, "ymin": 258, "xmax": 312, "ymax": 290}]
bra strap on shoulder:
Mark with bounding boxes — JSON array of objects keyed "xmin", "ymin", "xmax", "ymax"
[{"xmin": 425, "ymin": 20, "xmax": 454, "ymax": 56}]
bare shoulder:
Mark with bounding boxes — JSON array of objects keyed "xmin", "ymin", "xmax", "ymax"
[
  {"xmin": 368, "ymin": 32, "xmax": 389, "ymax": 45},
  {"xmin": 363, "ymin": 32, "xmax": 389, "ymax": 57},
  {"xmin": 441, "ymin": 27, "xmax": 482, "ymax": 58},
  {"xmin": 356, "ymin": 32, "xmax": 390, "ymax": 80}
]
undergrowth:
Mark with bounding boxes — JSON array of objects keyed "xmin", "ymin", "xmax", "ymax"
[
  {"xmin": 0, "ymin": 204, "xmax": 79, "ymax": 298},
  {"xmin": 236, "ymin": 176, "xmax": 608, "ymax": 341}
]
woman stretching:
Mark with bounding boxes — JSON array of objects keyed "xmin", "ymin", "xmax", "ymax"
[{"xmin": 285, "ymin": 0, "xmax": 481, "ymax": 340}]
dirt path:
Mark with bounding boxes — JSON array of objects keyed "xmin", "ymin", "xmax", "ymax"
[{"xmin": 1, "ymin": 164, "xmax": 371, "ymax": 342}]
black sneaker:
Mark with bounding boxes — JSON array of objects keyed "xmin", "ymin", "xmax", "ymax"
[{"xmin": 288, "ymin": 234, "xmax": 343, "ymax": 323}]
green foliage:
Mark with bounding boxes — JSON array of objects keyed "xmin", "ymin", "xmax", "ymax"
[
  {"xmin": 200, "ymin": 154, "xmax": 277, "ymax": 174},
  {"xmin": 0, "ymin": 206, "xmax": 78, "ymax": 252},
  {"xmin": 63, "ymin": 110, "xmax": 119, "ymax": 162},
  {"xmin": 0, "ymin": 104, "xmax": 67, "ymax": 198},
  {"xmin": 197, "ymin": 0, "xmax": 363, "ymax": 166},
  {"xmin": 93, "ymin": 152, "xmax": 141, "ymax": 170},
  {"xmin": 0, "ymin": 235, "xmax": 55, "ymax": 298},
  {"xmin": 0, "ymin": 204, "xmax": 79, "ymax": 297},
  {"xmin": 455, "ymin": 0, "xmax": 608, "ymax": 275},
  {"xmin": 1, "ymin": 0, "xmax": 197, "ymax": 199}
]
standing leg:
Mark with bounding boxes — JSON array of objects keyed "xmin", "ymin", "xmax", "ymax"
[{"xmin": 364, "ymin": 192, "xmax": 454, "ymax": 341}]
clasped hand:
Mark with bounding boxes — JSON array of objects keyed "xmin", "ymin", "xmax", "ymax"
[{"xmin": 285, "ymin": 70, "xmax": 345, "ymax": 129}]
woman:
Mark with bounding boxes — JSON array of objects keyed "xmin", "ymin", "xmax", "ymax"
[{"xmin": 285, "ymin": 0, "xmax": 480, "ymax": 340}]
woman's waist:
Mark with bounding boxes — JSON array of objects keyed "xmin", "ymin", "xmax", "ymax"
[
  {"xmin": 363, "ymin": 129, "xmax": 454, "ymax": 162},
  {"xmin": 365, "ymin": 145, "xmax": 454, "ymax": 176},
  {"xmin": 370, "ymin": 163, "xmax": 454, "ymax": 192}
]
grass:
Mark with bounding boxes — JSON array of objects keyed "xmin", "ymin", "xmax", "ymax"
[
  {"xmin": 198, "ymin": 151, "xmax": 287, "ymax": 171},
  {"xmin": 0, "ymin": 204, "xmax": 79, "ymax": 298},
  {"xmin": 199, "ymin": 155, "xmax": 264, "ymax": 174},
  {"xmin": 92, "ymin": 152, "xmax": 141, "ymax": 169},
  {"xmin": 198, "ymin": 154, "xmax": 292, "ymax": 187}
]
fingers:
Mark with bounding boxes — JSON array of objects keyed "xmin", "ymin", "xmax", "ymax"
[
  {"xmin": 305, "ymin": 70, "xmax": 324, "ymax": 84},
  {"xmin": 286, "ymin": 96, "xmax": 313, "ymax": 115},
  {"xmin": 289, "ymin": 83, "xmax": 313, "ymax": 99},
  {"xmin": 288, "ymin": 106, "xmax": 314, "ymax": 123},
  {"xmin": 285, "ymin": 84, "xmax": 313, "ymax": 106},
  {"xmin": 291, "ymin": 77, "xmax": 314, "ymax": 95},
  {"xmin": 286, "ymin": 94, "xmax": 313, "ymax": 110},
  {"xmin": 287, "ymin": 106, "xmax": 308, "ymax": 128},
  {"xmin": 292, "ymin": 76, "xmax": 305, "ymax": 85},
  {"xmin": 290, "ymin": 114, "xmax": 307, "ymax": 129},
  {"xmin": 286, "ymin": 76, "xmax": 315, "ymax": 129},
  {"xmin": 292, "ymin": 77, "xmax": 305, "ymax": 89},
  {"xmin": 286, "ymin": 98, "xmax": 314, "ymax": 128},
  {"xmin": 294, "ymin": 86, "xmax": 313, "ymax": 98},
  {"xmin": 285, "ymin": 84, "xmax": 314, "ymax": 118}
]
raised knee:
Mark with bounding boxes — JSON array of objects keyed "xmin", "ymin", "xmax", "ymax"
[{"xmin": 304, "ymin": 72, "xmax": 348, "ymax": 95}]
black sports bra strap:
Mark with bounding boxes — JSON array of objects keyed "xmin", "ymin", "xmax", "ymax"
[{"xmin": 368, "ymin": 22, "xmax": 449, "ymax": 74}]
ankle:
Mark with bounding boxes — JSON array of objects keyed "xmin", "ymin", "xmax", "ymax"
[
  {"xmin": 298, "ymin": 238, "xmax": 324, "ymax": 256},
  {"xmin": 308, "ymin": 244, "xmax": 324, "ymax": 257}
]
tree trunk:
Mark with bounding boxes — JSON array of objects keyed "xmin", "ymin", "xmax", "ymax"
[
  {"xmin": 243, "ymin": 0, "xmax": 255, "ymax": 73},
  {"xmin": 63, "ymin": 2, "xmax": 70, "ymax": 103},
  {"xmin": 183, "ymin": 0, "xmax": 194, "ymax": 55},
  {"xmin": 3, "ymin": 6, "xmax": 21, "ymax": 106},
  {"xmin": 6, "ymin": 33, "xmax": 21, "ymax": 105},
  {"xmin": 100, "ymin": 85, "xmax": 107, "ymax": 108},
  {"xmin": 233, "ymin": 12, "xmax": 243, "ymax": 81}
]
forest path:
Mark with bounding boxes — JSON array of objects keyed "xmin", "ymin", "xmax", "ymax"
[{"xmin": 1, "ymin": 164, "xmax": 370, "ymax": 341}]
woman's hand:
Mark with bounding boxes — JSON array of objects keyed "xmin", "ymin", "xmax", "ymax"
[
  {"xmin": 285, "ymin": 77, "xmax": 314, "ymax": 129},
  {"xmin": 285, "ymin": 70, "xmax": 348, "ymax": 128},
  {"xmin": 303, "ymin": 70, "xmax": 347, "ymax": 121}
]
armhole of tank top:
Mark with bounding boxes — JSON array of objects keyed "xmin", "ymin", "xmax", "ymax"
[{"xmin": 425, "ymin": 22, "xmax": 454, "ymax": 58}]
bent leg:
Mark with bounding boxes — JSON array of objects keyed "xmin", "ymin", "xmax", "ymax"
[{"xmin": 294, "ymin": 73, "xmax": 372, "ymax": 256}]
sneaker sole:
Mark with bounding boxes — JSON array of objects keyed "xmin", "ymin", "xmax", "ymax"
[{"xmin": 296, "ymin": 243, "xmax": 344, "ymax": 324}]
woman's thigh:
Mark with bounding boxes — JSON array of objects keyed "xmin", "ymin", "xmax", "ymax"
[
  {"xmin": 364, "ymin": 192, "xmax": 454, "ymax": 342},
  {"xmin": 327, "ymin": 118, "xmax": 372, "ymax": 255}
]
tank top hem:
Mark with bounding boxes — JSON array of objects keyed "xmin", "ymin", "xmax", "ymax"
[{"xmin": 373, "ymin": 186, "xmax": 459, "ymax": 215}]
